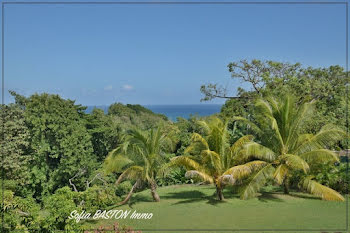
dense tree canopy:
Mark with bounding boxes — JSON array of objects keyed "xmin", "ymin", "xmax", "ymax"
[
  {"xmin": 202, "ymin": 59, "xmax": 349, "ymax": 135},
  {"xmin": 0, "ymin": 104, "xmax": 31, "ymax": 196},
  {"xmin": 12, "ymin": 93, "xmax": 97, "ymax": 198}
]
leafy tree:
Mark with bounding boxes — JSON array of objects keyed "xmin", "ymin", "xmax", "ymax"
[
  {"xmin": 85, "ymin": 108, "xmax": 121, "ymax": 162},
  {"xmin": 108, "ymin": 103, "xmax": 168, "ymax": 130},
  {"xmin": 104, "ymin": 126, "xmax": 174, "ymax": 203},
  {"xmin": 16, "ymin": 92, "xmax": 97, "ymax": 198},
  {"xmin": 233, "ymin": 95, "xmax": 345, "ymax": 201},
  {"xmin": 202, "ymin": 60, "xmax": 349, "ymax": 135},
  {"xmin": 0, "ymin": 104, "xmax": 31, "ymax": 195},
  {"xmin": 42, "ymin": 187, "xmax": 81, "ymax": 231},
  {"xmin": 0, "ymin": 190, "xmax": 41, "ymax": 232},
  {"xmin": 168, "ymin": 116, "xmax": 262, "ymax": 200}
]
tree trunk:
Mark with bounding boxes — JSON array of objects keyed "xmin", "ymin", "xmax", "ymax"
[
  {"xmin": 216, "ymin": 184, "xmax": 224, "ymax": 201},
  {"xmin": 150, "ymin": 181, "xmax": 160, "ymax": 202},
  {"xmin": 283, "ymin": 178, "xmax": 289, "ymax": 194},
  {"xmin": 118, "ymin": 180, "xmax": 139, "ymax": 205}
]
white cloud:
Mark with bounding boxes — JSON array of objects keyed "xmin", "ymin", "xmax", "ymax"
[
  {"xmin": 122, "ymin": 84, "xmax": 133, "ymax": 91},
  {"xmin": 104, "ymin": 85, "xmax": 113, "ymax": 91}
]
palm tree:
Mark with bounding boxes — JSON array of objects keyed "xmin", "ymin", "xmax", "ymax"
[
  {"xmin": 233, "ymin": 94, "xmax": 345, "ymax": 201},
  {"xmin": 168, "ymin": 117, "xmax": 264, "ymax": 200},
  {"xmin": 104, "ymin": 126, "xmax": 173, "ymax": 203}
]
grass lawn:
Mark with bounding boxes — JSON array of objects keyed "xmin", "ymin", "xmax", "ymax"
[{"xmin": 83, "ymin": 184, "xmax": 347, "ymax": 233}]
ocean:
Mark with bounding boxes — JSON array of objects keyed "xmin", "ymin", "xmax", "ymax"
[
  {"xmin": 145, "ymin": 104, "xmax": 222, "ymax": 121},
  {"xmin": 85, "ymin": 104, "xmax": 222, "ymax": 121}
]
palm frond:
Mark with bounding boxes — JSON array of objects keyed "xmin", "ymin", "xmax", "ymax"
[
  {"xmin": 285, "ymin": 101, "xmax": 315, "ymax": 150},
  {"xmin": 241, "ymin": 142, "xmax": 276, "ymax": 162},
  {"xmin": 196, "ymin": 120, "xmax": 210, "ymax": 135},
  {"xmin": 240, "ymin": 164, "xmax": 275, "ymax": 200},
  {"xmin": 231, "ymin": 116, "xmax": 262, "ymax": 135},
  {"xmin": 201, "ymin": 149, "xmax": 222, "ymax": 172},
  {"xmin": 103, "ymin": 154, "xmax": 134, "ymax": 174},
  {"xmin": 226, "ymin": 135, "xmax": 254, "ymax": 168},
  {"xmin": 223, "ymin": 160, "xmax": 268, "ymax": 181},
  {"xmin": 184, "ymin": 133, "xmax": 209, "ymax": 154},
  {"xmin": 185, "ymin": 170, "xmax": 213, "ymax": 183},
  {"xmin": 280, "ymin": 154, "xmax": 309, "ymax": 173},
  {"xmin": 273, "ymin": 164, "xmax": 289, "ymax": 185},
  {"xmin": 255, "ymin": 99, "xmax": 274, "ymax": 118},
  {"xmin": 115, "ymin": 166, "xmax": 144, "ymax": 185},
  {"xmin": 299, "ymin": 149, "xmax": 339, "ymax": 164},
  {"xmin": 231, "ymin": 135, "xmax": 254, "ymax": 154},
  {"xmin": 295, "ymin": 125, "xmax": 346, "ymax": 154},
  {"xmin": 302, "ymin": 177, "xmax": 344, "ymax": 201},
  {"xmin": 169, "ymin": 156, "xmax": 205, "ymax": 172}
]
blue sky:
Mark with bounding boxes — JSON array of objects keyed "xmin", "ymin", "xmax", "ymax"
[{"xmin": 3, "ymin": 1, "xmax": 347, "ymax": 105}]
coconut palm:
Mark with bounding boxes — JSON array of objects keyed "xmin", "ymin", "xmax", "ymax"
[
  {"xmin": 233, "ymin": 94, "xmax": 345, "ymax": 201},
  {"xmin": 168, "ymin": 117, "xmax": 265, "ymax": 200},
  {"xmin": 104, "ymin": 126, "xmax": 173, "ymax": 203}
]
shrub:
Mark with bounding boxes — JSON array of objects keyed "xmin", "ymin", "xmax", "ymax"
[
  {"xmin": 157, "ymin": 168, "xmax": 193, "ymax": 187},
  {"xmin": 115, "ymin": 181, "xmax": 133, "ymax": 196},
  {"xmin": 0, "ymin": 190, "xmax": 41, "ymax": 233},
  {"xmin": 80, "ymin": 185, "xmax": 120, "ymax": 213},
  {"xmin": 42, "ymin": 186, "xmax": 82, "ymax": 231}
]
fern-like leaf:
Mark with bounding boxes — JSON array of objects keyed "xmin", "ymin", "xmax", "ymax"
[
  {"xmin": 240, "ymin": 164, "xmax": 275, "ymax": 200},
  {"xmin": 302, "ymin": 177, "xmax": 344, "ymax": 201}
]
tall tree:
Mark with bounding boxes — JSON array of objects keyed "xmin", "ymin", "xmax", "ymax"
[
  {"xmin": 104, "ymin": 126, "xmax": 173, "ymax": 203},
  {"xmin": 233, "ymin": 94, "xmax": 345, "ymax": 201},
  {"xmin": 202, "ymin": 60, "xmax": 349, "ymax": 135},
  {"xmin": 14, "ymin": 92, "xmax": 97, "ymax": 197},
  {"xmin": 0, "ymin": 104, "xmax": 30, "ymax": 195},
  {"xmin": 168, "ymin": 117, "xmax": 263, "ymax": 201},
  {"xmin": 85, "ymin": 108, "xmax": 121, "ymax": 162}
]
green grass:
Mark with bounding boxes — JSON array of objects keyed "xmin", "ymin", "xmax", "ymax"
[{"xmin": 83, "ymin": 184, "xmax": 347, "ymax": 233}]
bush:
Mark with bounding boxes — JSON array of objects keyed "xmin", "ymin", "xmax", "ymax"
[
  {"xmin": 157, "ymin": 167, "xmax": 193, "ymax": 186},
  {"xmin": 80, "ymin": 185, "xmax": 120, "ymax": 213},
  {"xmin": 289, "ymin": 162, "xmax": 349, "ymax": 194},
  {"xmin": 314, "ymin": 162, "xmax": 348, "ymax": 194},
  {"xmin": 0, "ymin": 190, "xmax": 41, "ymax": 233},
  {"xmin": 42, "ymin": 186, "xmax": 82, "ymax": 231},
  {"xmin": 115, "ymin": 181, "xmax": 133, "ymax": 196}
]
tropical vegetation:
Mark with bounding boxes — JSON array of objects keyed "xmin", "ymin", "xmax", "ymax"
[
  {"xmin": 1, "ymin": 60, "xmax": 349, "ymax": 232},
  {"xmin": 167, "ymin": 117, "xmax": 260, "ymax": 200},
  {"xmin": 232, "ymin": 95, "xmax": 345, "ymax": 201},
  {"xmin": 104, "ymin": 126, "xmax": 174, "ymax": 203}
]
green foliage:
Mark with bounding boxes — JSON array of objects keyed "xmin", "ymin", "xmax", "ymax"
[
  {"xmin": 104, "ymin": 126, "xmax": 175, "ymax": 202},
  {"xmin": 3, "ymin": 59, "xmax": 350, "ymax": 230},
  {"xmin": 0, "ymin": 190, "xmax": 41, "ymax": 233},
  {"xmin": 18, "ymin": 93, "xmax": 97, "ymax": 197},
  {"xmin": 312, "ymin": 162, "xmax": 349, "ymax": 194},
  {"xmin": 42, "ymin": 186, "xmax": 81, "ymax": 231},
  {"xmin": 169, "ymin": 116, "xmax": 258, "ymax": 200},
  {"xmin": 173, "ymin": 116, "xmax": 209, "ymax": 155},
  {"xmin": 234, "ymin": 94, "xmax": 345, "ymax": 201},
  {"xmin": 115, "ymin": 181, "xmax": 133, "ymax": 196},
  {"xmin": 108, "ymin": 102, "xmax": 168, "ymax": 130},
  {"xmin": 80, "ymin": 185, "xmax": 120, "ymax": 213},
  {"xmin": 0, "ymin": 104, "xmax": 31, "ymax": 196},
  {"xmin": 156, "ymin": 167, "xmax": 193, "ymax": 186},
  {"xmin": 85, "ymin": 108, "xmax": 122, "ymax": 162},
  {"xmin": 203, "ymin": 60, "xmax": 349, "ymax": 140}
]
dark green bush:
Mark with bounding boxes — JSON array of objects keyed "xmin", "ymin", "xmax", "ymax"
[
  {"xmin": 157, "ymin": 167, "xmax": 193, "ymax": 186},
  {"xmin": 115, "ymin": 181, "xmax": 133, "ymax": 196},
  {"xmin": 80, "ymin": 185, "xmax": 120, "ymax": 213}
]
